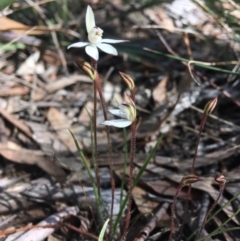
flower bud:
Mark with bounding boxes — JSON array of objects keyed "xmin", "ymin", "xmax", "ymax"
[
  {"xmin": 123, "ymin": 93, "xmax": 136, "ymax": 122},
  {"xmin": 215, "ymin": 174, "xmax": 226, "ymax": 186},
  {"xmin": 119, "ymin": 72, "xmax": 135, "ymax": 91},
  {"xmin": 204, "ymin": 97, "xmax": 217, "ymax": 116},
  {"xmin": 182, "ymin": 174, "xmax": 200, "ymax": 187},
  {"xmin": 74, "ymin": 60, "xmax": 96, "ymax": 80}
]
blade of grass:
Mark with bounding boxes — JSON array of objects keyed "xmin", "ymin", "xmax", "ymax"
[
  {"xmin": 68, "ymin": 129, "xmax": 103, "ymax": 223},
  {"xmin": 84, "ymin": 106, "xmax": 106, "ymax": 226},
  {"xmin": 0, "ymin": 0, "xmax": 16, "ymax": 10},
  {"xmin": 199, "ymin": 226, "xmax": 240, "ymax": 240},
  {"xmin": 98, "ymin": 219, "xmax": 109, "ymax": 241},
  {"xmin": 144, "ymin": 48, "xmax": 240, "ymax": 76},
  {"xmin": 133, "ymin": 135, "xmax": 162, "ymax": 187}
]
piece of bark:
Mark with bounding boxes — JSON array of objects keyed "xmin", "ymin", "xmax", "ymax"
[{"xmin": 134, "ymin": 202, "xmax": 170, "ymax": 241}]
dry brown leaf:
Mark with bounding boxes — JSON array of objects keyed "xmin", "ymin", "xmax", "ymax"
[
  {"xmin": 16, "ymin": 51, "xmax": 45, "ymax": 75},
  {"xmin": 26, "ymin": 121, "xmax": 68, "ymax": 154},
  {"xmin": 0, "ymin": 16, "xmax": 46, "ymax": 35},
  {"xmin": 0, "ymin": 105, "xmax": 33, "ymax": 139},
  {"xmin": 132, "ymin": 186, "xmax": 159, "ymax": 214},
  {"xmin": 47, "ymin": 107, "xmax": 77, "ymax": 152},
  {"xmin": 143, "ymin": 179, "xmax": 187, "ymax": 199},
  {"xmin": 0, "ymin": 142, "xmax": 66, "ymax": 183},
  {"xmin": 152, "ymin": 75, "xmax": 168, "ymax": 108},
  {"xmin": 78, "ymin": 101, "xmax": 94, "ymax": 125}
]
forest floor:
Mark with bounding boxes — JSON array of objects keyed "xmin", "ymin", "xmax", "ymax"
[{"xmin": 0, "ymin": 0, "xmax": 240, "ymax": 240}]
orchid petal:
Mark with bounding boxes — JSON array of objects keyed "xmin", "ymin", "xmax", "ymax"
[
  {"xmin": 86, "ymin": 5, "xmax": 95, "ymax": 33},
  {"xmin": 101, "ymin": 39, "xmax": 129, "ymax": 44},
  {"xmin": 85, "ymin": 45, "xmax": 99, "ymax": 60},
  {"xmin": 67, "ymin": 42, "xmax": 89, "ymax": 49},
  {"xmin": 96, "ymin": 43, "xmax": 118, "ymax": 56},
  {"xmin": 101, "ymin": 119, "xmax": 132, "ymax": 128},
  {"xmin": 109, "ymin": 109, "xmax": 128, "ymax": 119}
]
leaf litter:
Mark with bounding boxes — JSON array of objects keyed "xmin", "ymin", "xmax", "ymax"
[{"xmin": 0, "ymin": 0, "xmax": 240, "ymax": 240}]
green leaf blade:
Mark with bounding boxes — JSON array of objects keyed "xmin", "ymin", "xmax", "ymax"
[{"xmin": 0, "ymin": 0, "xmax": 17, "ymax": 11}]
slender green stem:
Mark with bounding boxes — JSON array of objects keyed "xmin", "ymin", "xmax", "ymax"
[
  {"xmin": 69, "ymin": 129, "xmax": 102, "ymax": 222},
  {"xmin": 61, "ymin": 0, "xmax": 68, "ymax": 23},
  {"xmin": 90, "ymin": 59, "xmax": 102, "ymax": 231},
  {"xmin": 144, "ymin": 48, "xmax": 240, "ymax": 76}
]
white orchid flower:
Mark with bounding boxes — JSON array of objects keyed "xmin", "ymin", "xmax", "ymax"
[
  {"xmin": 102, "ymin": 95, "xmax": 136, "ymax": 128},
  {"xmin": 67, "ymin": 5, "xmax": 128, "ymax": 61}
]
